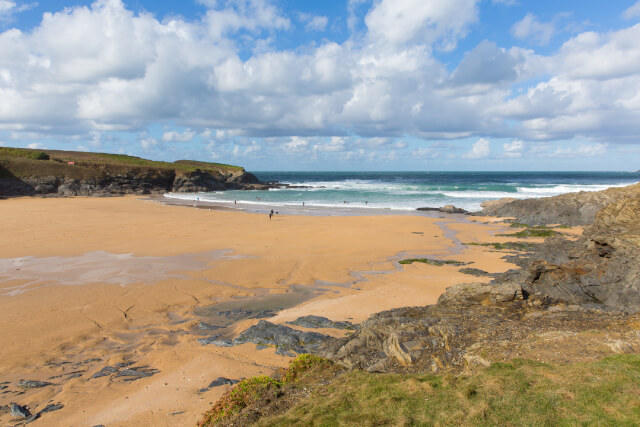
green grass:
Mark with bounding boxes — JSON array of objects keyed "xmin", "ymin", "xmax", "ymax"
[
  {"xmin": 0, "ymin": 146, "xmax": 244, "ymax": 179},
  {"xmin": 258, "ymin": 355, "xmax": 640, "ymax": 426},
  {"xmin": 497, "ymin": 229, "xmax": 558, "ymax": 238},
  {"xmin": 399, "ymin": 258, "xmax": 467, "ymax": 266},
  {"xmin": 0, "ymin": 147, "xmax": 49, "ymax": 160},
  {"xmin": 464, "ymin": 241, "xmax": 537, "ymax": 251},
  {"xmin": 199, "ymin": 355, "xmax": 333, "ymax": 426},
  {"xmin": 510, "ymin": 222, "xmax": 570, "ymax": 229}
]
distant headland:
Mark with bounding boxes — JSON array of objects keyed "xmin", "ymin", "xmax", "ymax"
[{"xmin": 0, "ymin": 147, "xmax": 276, "ymax": 198}]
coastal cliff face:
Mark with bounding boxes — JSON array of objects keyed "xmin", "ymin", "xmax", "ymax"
[
  {"xmin": 478, "ymin": 182, "xmax": 640, "ymax": 226},
  {"xmin": 319, "ymin": 184, "xmax": 640, "ymax": 374},
  {"xmin": 0, "ymin": 148, "xmax": 266, "ymax": 197}
]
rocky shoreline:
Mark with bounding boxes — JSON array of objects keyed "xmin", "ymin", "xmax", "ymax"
[
  {"xmin": 200, "ymin": 181, "xmax": 640, "ymax": 424},
  {"xmin": 0, "ymin": 147, "xmax": 281, "ymax": 198},
  {"xmin": 321, "ymin": 183, "xmax": 640, "ymax": 371}
]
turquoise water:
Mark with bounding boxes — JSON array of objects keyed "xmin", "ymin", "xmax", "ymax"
[{"xmin": 165, "ymin": 171, "xmax": 639, "ymax": 213}]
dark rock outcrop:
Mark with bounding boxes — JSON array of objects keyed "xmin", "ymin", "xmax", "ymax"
[
  {"xmin": 506, "ymin": 192, "xmax": 640, "ymax": 313},
  {"xmin": 0, "ymin": 148, "xmax": 274, "ymax": 198},
  {"xmin": 417, "ymin": 204, "xmax": 467, "ymax": 214},
  {"xmin": 320, "ymin": 189, "xmax": 640, "ymax": 373},
  {"xmin": 202, "ymin": 320, "xmax": 330, "ymax": 357},
  {"xmin": 477, "ymin": 183, "xmax": 640, "ymax": 226},
  {"xmin": 285, "ymin": 315, "xmax": 356, "ymax": 330}
]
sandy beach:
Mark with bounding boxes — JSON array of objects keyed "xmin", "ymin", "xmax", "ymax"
[{"xmin": 0, "ymin": 195, "xmax": 524, "ymax": 426}]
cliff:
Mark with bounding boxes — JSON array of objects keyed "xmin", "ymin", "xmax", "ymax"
[{"xmin": 0, "ymin": 147, "xmax": 269, "ymax": 197}]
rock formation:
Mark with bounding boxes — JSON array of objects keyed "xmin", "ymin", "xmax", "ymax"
[
  {"xmin": 0, "ymin": 147, "xmax": 272, "ymax": 198},
  {"xmin": 477, "ymin": 183, "xmax": 640, "ymax": 226},
  {"xmin": 319, "ymin": 185, "xmax": 640, "ymax": 373}
]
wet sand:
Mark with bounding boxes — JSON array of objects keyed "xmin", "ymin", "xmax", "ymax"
[{"xmin": 0, "ymin": 196, "xmax": 525, "ymax": 426}]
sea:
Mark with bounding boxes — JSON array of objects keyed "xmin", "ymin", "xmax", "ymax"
[{"xmin": 164, "ymin": 171, "xmax": 639, "ymax": 214}]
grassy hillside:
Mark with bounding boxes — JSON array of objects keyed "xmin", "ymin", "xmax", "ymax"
[
  {"xmin": 202, "ymin": 354, "xmax": 640, "ymax": 426},
  {"xmin": 0, "ymin": 147, "xmax": 243, "ymax": 179}
]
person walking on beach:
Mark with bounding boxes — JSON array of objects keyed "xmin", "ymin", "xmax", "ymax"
[{"xmin": 269, "ymin": 209, "xmax": 274, "ymax": 220}]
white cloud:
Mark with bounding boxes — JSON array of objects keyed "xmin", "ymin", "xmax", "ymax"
[
  {"xmin": 492, "ymin": 0, "xmax": 518, "ymax": 5},
  {"xmin": 503, "ymin": 139, "xmax": 524, "ymax": 157},
  {"xmin": 463, "ymin": 138, "xmax": 490, "ymax": 159},
  {"xmin": 313, "ymin": 136, "xmax": 347, "ymax": 152},
  {"xmin": 162, "ymin": 129, "xmax": 196, "ymax": 142},
  {"xmin": 364, "ymin": 0, "xmax": 479, "ymax": 50},
  {"xmin": 298, "ymin": 13, "xmax": 328, "ymax": 31},
  {"xmin": 552, "ymin": 142, "xmax": 607, "ymax": 157},
  {"xmin": 283, "ymin": 136, "xmax": 309, "ymax": 153},
  {"xmin": 27, "ymin": 142, "xmax": 43, "ymax": 149},
  {"xmin": 623, "ymin": 1, "xmax": 640, "ymax": 19},
  {"xmin": 0, "ymin": 0, "xmax": 638, "ymax": 160},
  {"xmin": 512, "ymin": 13, "xmax": 555, "ymax": 45},
  {"xmin": 0, "ymin": 1, "xmax": 36, "ymax": 23}
]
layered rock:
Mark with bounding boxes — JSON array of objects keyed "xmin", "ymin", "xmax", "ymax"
[
  {"xmin": 477, "ymin": 183, "xmax": 640, "ymax": 226},
  {"xmin": 320, "ymin": 188, "xmax": 640, "ymax": 373}
]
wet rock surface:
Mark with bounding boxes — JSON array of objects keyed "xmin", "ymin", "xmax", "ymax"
[
  {"xmin": 417, "ymin": 205, "xmax": 468, "ymax": 214},
  {"xmin": 203, "ymin": 320, "xmax": 330, "ymax": 357},
  {"xmin": 92, "ymin": 363, "xmax": 160, "ymax": 382},
  {"xmin": 17, "ymin": 380, "xmax": 55, "ymax": 389}
]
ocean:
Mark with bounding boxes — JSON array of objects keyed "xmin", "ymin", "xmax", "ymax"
[{"xmin": 164, "ymin": 171, "xmax": 639, "ymax": 214}]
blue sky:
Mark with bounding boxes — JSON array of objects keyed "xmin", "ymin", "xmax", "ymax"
[{"xmin": 1, "ymin": 0, "xmax": 640, "ymax": 171}]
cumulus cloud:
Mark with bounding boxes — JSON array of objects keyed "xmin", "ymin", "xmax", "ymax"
[
  {"xmin": 162, "ymin": 129, "xmax": 196, "ymax": 142},
  {"xmin": 0, "ymin": 0, "xmax": 638, "ymax": 163},
  {"xmin": 552, "ymin": 142, "xmax": 607, "ymax": 157},
  {"xmin": 623, "ymin": 1, "xmax": 640, "ymax": 19},
  {"xmin": 364, "ymin": 0, "xmax": 479, "ymax": 50},
  {"xmin": 503, "ymin": 139, "xmax": 524, "ymax": 157},
  {"xmin": 463, "ymin": 138, "xmax": 490, "ymax": 159},
  {"xmin": 451, "ymin": 40, "xmax": 519, "ymax": 85},
  {"xmin": 511, "ymin": 13, "xmax": 555, "ymax": 45}
]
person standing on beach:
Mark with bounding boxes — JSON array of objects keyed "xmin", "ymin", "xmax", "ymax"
[{"xmin": 269, "ymin": 209, "xmax": 274, "ymax": 220}]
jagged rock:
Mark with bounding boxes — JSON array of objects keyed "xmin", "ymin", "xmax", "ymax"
[
  {"xmin": 498, "ymin": 192, "xmax": 640, "ymax": 313},
  {"xmin": 320, "ymin": 188, "xmax": 640, "ymax": 373},
  {"xmin": 203, "ymin": 320, "xmax": 331, "ymax": 355},
  {"xmin": 285, "ymin": 315, "xmax": 355, "ymax": 330},
  {"xmin": 477, "ymin": 183, "xmax": 640, "ymax": 226}
]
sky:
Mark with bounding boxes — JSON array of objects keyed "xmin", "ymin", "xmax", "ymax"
[{"xmin": 1, "ymin": 0, "xmax": 640, "ymax": 171}]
